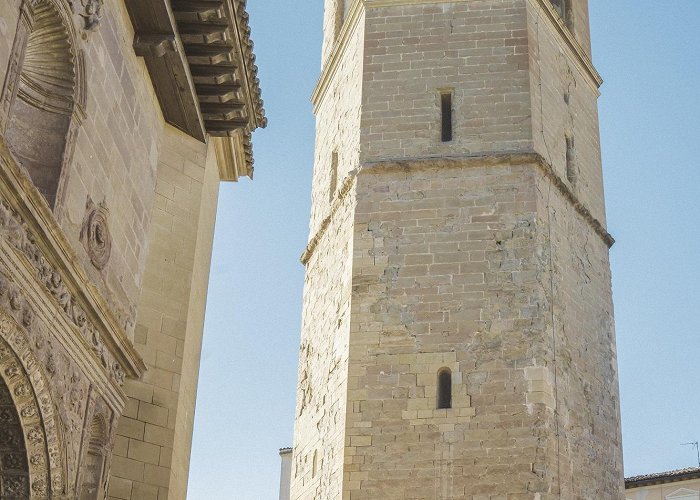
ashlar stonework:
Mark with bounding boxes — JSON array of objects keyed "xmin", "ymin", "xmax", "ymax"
[
  {"xmin": 0, "ymin": 0, "xmax": 265, "ymax": 498},
  {"xmin": 291, "ymin": 0, "xmax": 624, "ymax": 499}
]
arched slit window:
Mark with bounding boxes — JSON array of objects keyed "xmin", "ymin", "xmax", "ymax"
[
  {"xmin": 437, "ymin": 368, "xmax": 452, "ymax": 409},
  {"xmin": 3, "ymin": 0, "xmax": 77, "ymax": 209}
]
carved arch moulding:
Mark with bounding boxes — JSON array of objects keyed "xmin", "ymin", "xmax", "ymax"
[
  {"xmin": 0, "ymin": 314, "xmax": 65, "ymax": 498},
  {"xmin": 0, "ymin": 265, "xmax": 123, "ymax": 498}
]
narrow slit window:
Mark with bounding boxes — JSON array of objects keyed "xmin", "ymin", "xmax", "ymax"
[
  {"xmin": 312, "ymin": 450, "xmax": 318, "ymax": 478},
  {"xmin": 329, "ymin": 151, "xmax": 339, "ymax": 202},
  {"xmin": 440, "ymin": 91, "xmax": 453, "ymax": 142},
  {"xmin": 334, "ymin": 0, "xmax": 345, "ymax": 40},
  {"xmin": 437, "ymin": 368, "xmax": 452, "ymax": 409}
]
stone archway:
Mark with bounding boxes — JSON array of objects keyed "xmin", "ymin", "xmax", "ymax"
[
  {"xmin": 0, "ymin": 375, "xmax": 29, "ymax": 499},
  {"xmin": 0, "ymin": 315, "xmax": 65, "ymax": 498}
]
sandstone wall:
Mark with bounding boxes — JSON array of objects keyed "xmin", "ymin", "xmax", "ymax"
[
  {"xmin": 290, "ymin": 8, "xmax": 366, "ymax": 498},
  {"xmin": 527, "ymin": 0, "xmax": 606, "ymax": 223},
  {"xmin": 296, "ymin": 0, "xmax": 623, "ymax": 498},
  {"xmin": 108, "ymin": 128, "xmax": 219, "ymax": 500},
  {"xmin": 347, "ymin": 159, "xmax": 563, "ymax": 499},
  {"xmin": 0, "ymin": 2, "xmax": 258, "ymax": 499},
  {"xmin": 308, "ymin": 11, "xmax": 365, "ymax": 236},
  {"xmin": 361, "ymin": 1, "xmax": 533, "ymax": 162},
  {"xmin": 0, "ymin": 1, "xmax": 21, "ymax": 75},
  {"xmin": 534, "ymin": 171, "xmax": 624, "ymax": 497},
  {"xmin": 58, "ymin": 0, "xmax": 163, "ymax": 338},
  {"xmin": 0, "ymin": 0, "xmax": 163, "ymax": 339}
]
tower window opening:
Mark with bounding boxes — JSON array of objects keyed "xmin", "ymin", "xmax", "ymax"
[
  {"xmin": 334, "ymin": 0, "xmax": 346, "ymax": 41},
  {"xmin": 550, "ymin": 0, "xmax": 573, "ymax": 28},
  {"xmin": 329, "ymin": 151, "xmax": 339, "ymax": 202},
  {"xmin": 437, "ymin": 368, "xmax": 452, "ymax": 409},
  {"xmin": 565, "ymin": 135, "xmax": 577, "ymax": 185},
  {"xmin": 312, "ymin": 450, "xmax": 318, "ymax": 478},
  {"xmin": 440, "ymin": 91, "xmax": 453, "ymax": 142}
]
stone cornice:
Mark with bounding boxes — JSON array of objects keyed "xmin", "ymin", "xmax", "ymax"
[
  {"xmin": 300, "ymin": 151, "xmax": 614, "ymax": 265},
  {"xmin": 362, "ymin": 152, "xmax": 614, "ymax": 247},
  {"xmin": 0, "ymin": 138, "xmax": 146, "ymax": 381},
  {"xmin": 214, "ymin": 131, "xmax": 252, "ymax": 182}
]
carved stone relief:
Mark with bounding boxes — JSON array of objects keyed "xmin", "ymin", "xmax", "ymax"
[
  {"xmin": 0, "ymin": 317, "xmax": 61, "ymax": 497},
  {"xmin": 0, "ymin": 269, "xmax": 124, "ymax": 497},
  {"xmin": 0, "ymin": 376, "xmax": 29, "ymax": 499},
  {"xmin": 0, "ymin": 199, "xmax": 125, "ymax": 386},
  {"xmin": 80, "ymin": 198, "xmax": 111, "ymax": 270},
  {"xmin": 77, "ymin": 391, "xmax": 114, "ymax": 499},
  {"xmin": 69, "ymin": 0, "xmax": 104, "ymax": 31}
]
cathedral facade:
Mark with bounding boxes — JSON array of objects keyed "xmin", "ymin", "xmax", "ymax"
[
  {"xmin": 0, "ymin": 0, "xmax": 264, "ymax": 498},
  {"xmin": 291, "ymin": 0, "xmax": 624, "ymax": 498}
]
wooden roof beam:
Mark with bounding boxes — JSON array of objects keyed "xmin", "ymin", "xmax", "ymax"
[
  {"xmin": 177, "ymin": 19, "xmax": 229, "ymax": 36},
  {"xmin": 183, "ymin": 42, "xmax": 234, "ymax": 57},
  {"xmin": 171, "ymin": 0, "xmax": 224, "ymax": 14},
  {"xmin": 206, "ymin": 117, "xmax": 250, "ymax": 135},
  {"xmin": 189, "ymin": 63, "xmax": 237, "ymax": 78},
  {"xmin": 200, "ymin": 101, "xmax": 246, "ymax": 114}
]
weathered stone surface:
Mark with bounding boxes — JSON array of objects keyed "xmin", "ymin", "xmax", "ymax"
[
  {"xmin": 0, "ymin": 0, "xmax": 265, "ymax": 498},
  {"xmin": 292, "ymin": 1, "xmax": 623, "ymax": 498}
]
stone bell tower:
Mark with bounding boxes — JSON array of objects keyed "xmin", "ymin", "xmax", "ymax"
[{"xmin": 291, "ymin": 0, "xmax": 624, "ymax": 498}]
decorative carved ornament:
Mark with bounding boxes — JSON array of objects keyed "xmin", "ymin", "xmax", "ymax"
[
  {"xmin": 69, "ymin": 0, "xmax": 104, "ymax": 31},
  {"xmin": 0, "ymin": 376, "xmax": 29, "ymax": 498},
  {"xmin": 0, "ymin": 316, "xmax": 64, "ymax": 497},
  {"xmin": 0, "ymin": 201, "xmax": 125, "ymax": 385},
  {"xmin": 19, "ymin": 1, "xmax": 76, "ymax": 116},
  {"xmin": 80, "ymin": 198, "xmax": 111, "ymax": 270}
]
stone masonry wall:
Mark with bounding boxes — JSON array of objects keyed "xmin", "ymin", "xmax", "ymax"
[
  {"xmin": 361, "ymin": 1, "xmax": 533, "ymax": 163},
  {"xmin": 292, "ymin": 191, "xmax": 355, "ymax": 500},
  {"xmin": 309, "ymin": 11, "xmax": 365, "ymax": 236},
  {"xmin": 570, "ymin": 0, "xmax": 592, "ymax": 56},
  {"xmin": 527, "ymin": 0, "xmax": 606, "ymax": 223},
  {"xmin": 295, "ymin": 0, "xmax": 623, "ymax": 498},
  {"xmin": 321, "ymin": 0, "xmax": 345, "ymax": 70},
  {"xmin": 0, "ymin": 0, "xmax": 163, "ymax": 339},
  {"xmin": 291, "ymin": 8, "xmax": 365, "ymax": 498},
  {"xmin": 0, "ymin": 1, "xmax": 21, "ymax": 76},
  {"xmin": 108, "ymin": 127, "xmax": 218, "ymax": 500},
  {"xmin": 534, "ymin": 171, "xmax": 624, "ymax": 497},
  {"xmin": 346, "ymin": 159, "xmax": 564, "ymax": 499}
]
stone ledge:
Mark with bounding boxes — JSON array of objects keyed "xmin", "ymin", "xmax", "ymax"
[{"xmin": 300, "ymin": 150, "xmax": 614, "ymax": 265}]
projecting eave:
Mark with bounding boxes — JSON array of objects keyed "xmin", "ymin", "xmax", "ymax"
[
  {"xmin": 625, "ymin": 467, "xmax": 700, "ymax": 489},
  {"xmin": 125, "ymin": 0, "xmax": 266, "ymax": 179}
]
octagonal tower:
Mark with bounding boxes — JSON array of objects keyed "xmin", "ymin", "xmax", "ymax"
[{"xmin": 291, "ymin": 1, "xmax": 624, "ymax": 498}]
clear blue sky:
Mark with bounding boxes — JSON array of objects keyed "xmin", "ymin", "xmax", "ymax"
[{"xmin": 187, "ymin": 2, "xmax": 700, "ymax": 498}]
